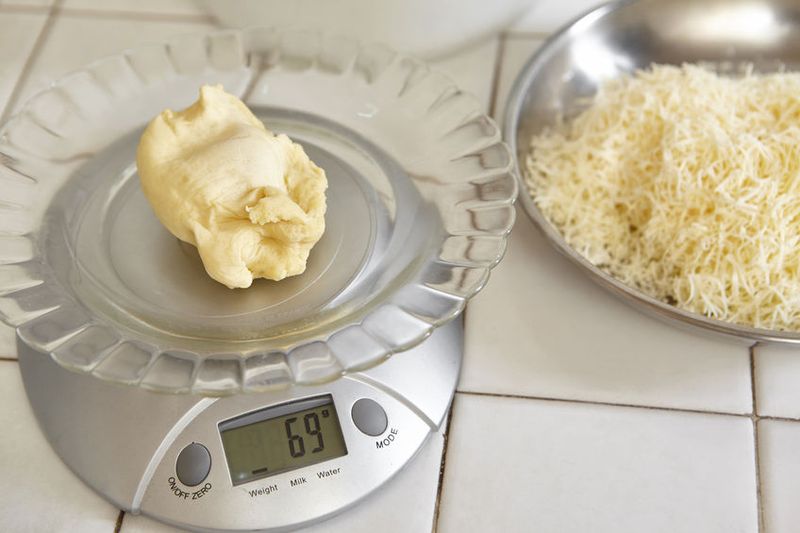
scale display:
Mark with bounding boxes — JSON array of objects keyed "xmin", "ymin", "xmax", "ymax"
[{"xmin": 219, "ymin": 395, "xmax": 348, "ymax": 486}]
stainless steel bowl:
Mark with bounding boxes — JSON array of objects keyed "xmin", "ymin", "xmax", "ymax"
[{"xmin": 504, "ymin": 0, "xmax": 800, "ymax": 344}]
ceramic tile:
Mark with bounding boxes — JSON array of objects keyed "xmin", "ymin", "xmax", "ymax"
[
  {"xmin": 462, "ymin": 210, "xmax": 754, "ymax": 414},
  {"xmin": 430, "ymin": 37, "xmax": 499, "ymax": 113},
  {"xmin": 753, "ymin": 344, "xmax": 800, "ymax": 419},
  {"xmin": 14, "ymin": 17, "xmax": 495, "ymax": 116},
  {"xmin": 120, "ymin": 512, "xmax": 190, "ymax": 533},
  {"xmin": 438, "ymin": 393, "xmax": 758, "ymax": 533},
  {"xmin": 118, "ymin": 513, "xmax": 185, "ymax": 533},
  {"xmin": 121, "ymin": 426, "xmax": 446, "ymax": 533},
  {"xmin": 492, "ymin": 36, "xmax": 544, "ymax": 121},
  {"xmin": 61, "ymin": 0, "xmax": 205, "ymax": 16},
  {"xmin": 0, "ymin": 12, "xmax": 47, "ymax": 117},
  {"xmin": 10, "ymin": 15, "xmax": 215, "ymax": 113},
  {"xmin": 511, "ymin": 0, "xmax": 607, "ymax": 34},
  {"xmin": 1, "ymin": 0, "xmax": 54, "ymax": 8},
  {"xmin": 0, "ymin": 362, "xmax": 120, "ymax": 532},
  {"xmin": 0, "ymin": 324, "xmax": 17, "ymax": 357},
  {"xmin": 758, "ymin": 419, "xmax": 800, "ymax": 533}
]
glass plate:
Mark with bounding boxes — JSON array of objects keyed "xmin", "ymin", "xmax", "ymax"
[{"xmin": 0, "ymin": 28, "xmax": 516, "ymax": 394}]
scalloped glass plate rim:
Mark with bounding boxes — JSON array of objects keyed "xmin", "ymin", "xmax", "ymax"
[{"xmin": 0, "ymin": 27, "xmax": 518, "ymax": 394}]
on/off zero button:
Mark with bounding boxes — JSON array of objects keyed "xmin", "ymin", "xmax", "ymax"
[
  {"xmin": 351, "ymin": 398, "xmax": 388, "ymax": 436},
  {"xmin": 176, "ymin": 442, "xmax": 211, "ymax": 487}
]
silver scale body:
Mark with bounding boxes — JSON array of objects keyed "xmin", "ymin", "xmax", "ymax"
[{"xmin": 18, "ymin": 320, "xmax": 461, "ymax": 532}]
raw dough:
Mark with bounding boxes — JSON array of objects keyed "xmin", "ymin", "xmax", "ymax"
[{"xmin": 136, "ymin": 85, "xmax": 327, "ymax": 289}]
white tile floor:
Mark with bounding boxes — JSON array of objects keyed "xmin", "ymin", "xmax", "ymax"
[
  {"xmin": 60, "ymin": 0, "xmax": 206, "ymax": 16},
  {"xmin": 438, "ymin": 393, "xmax": 758, "ymax": 533},
  {"xmin": 1, "ymin": 1, "xmax": 800, "ymax": 532},
  {"xmin": 7, "ymin": 12, "xmax": 216, "ymax": 116},
  {"xmin": 0, "ymin": 11, "xmax": 46, "ymax": 120},
  {"xmin": 509, "ymin": 0, "xmax": 608, "ymax": 35},
  {"xmin": 492, "ymin": 36, "xmax": 545, "ymax": 122},
  {"xmin": 0, "ymin": 363, "xmax": 120, "ymax": 533},
  {"xmin": 758, "ymin": 420, "xmax": 800, "ymax": 533},
  {"xmin": 0, "ymin": 0, "xmax": 56, "ymax": 8},
  {"xmin": 753, "ymin": 344, "xmax": 800, "ymax": 420},
  {"xmin": 462, "ymin": 209, "xmax": 754, "ymax": 415}
]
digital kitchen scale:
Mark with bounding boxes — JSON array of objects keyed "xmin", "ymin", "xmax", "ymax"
[
  {"xmin": 18, "ymin": 321, "xmax": 461, "ymax": 532},
  {"xmin": 0, "ymin": 28, "xmax": 516, "ymax": 532}
]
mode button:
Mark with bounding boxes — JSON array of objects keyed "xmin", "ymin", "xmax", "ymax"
[{"xmin": 351, "ymin": 398, "xmax": 388, "ymax": 437}]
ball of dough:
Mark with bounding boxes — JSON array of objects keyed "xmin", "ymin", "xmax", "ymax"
[{"xmin": 136, "ymin": 85, "xmax": 327, "ymax": 289}]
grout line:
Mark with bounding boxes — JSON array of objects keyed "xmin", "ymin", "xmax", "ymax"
[
  {"xmin": 750, "ymin": 346, "xmax": 766, "ymax": 533},
  {"xmin": 430, "ymin": 307, "xmax": 467, "ymax": 530},
  {"xmin": 487, "ymin": 35, "xmax": 506, "ymax": 119},
  {"xmin": 457, "ymin": 387, "xmax": 800, "ymax": 424},
  {"xmin": 759, "ymin": 414, "xmax": 800, "ymax": 422},
  {"xmin": 58, "ymin": 7, "xmax": 215, "ymax": 24},
  {"xmin": 751, "ymin": 343, "xmax": 761, "ymax": 418},
  {"xmin": 753, "ymin": 419, "xmax": 766, "ymax": 533},
  {"xmin": 113, "ymin": 510, "xmax": 125, "ymax": 533},
  {"xmin": 457, "ymin": 389, "xmax": 753, "ymax": 419},
  {"xmin": 0, "ymin": 0, "xmax": 61, "ymax": 124},
  {"xmin": 431, "ymin": 399, "xmax": 457, "ymax": 533}
]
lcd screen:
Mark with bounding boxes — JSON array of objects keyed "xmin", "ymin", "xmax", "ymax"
[{"xmin": 219, "ymin": 395, "xmax": 347, "ymax": 486}]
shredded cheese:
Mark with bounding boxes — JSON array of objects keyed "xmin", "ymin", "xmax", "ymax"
[{"xmin": 525, "ymin": 64, "xmax": 800, "ymax": 331}]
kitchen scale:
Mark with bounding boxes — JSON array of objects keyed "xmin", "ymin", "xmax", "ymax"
[
  {"xmin": 0, "ymin": 28, "xmax": 516, "ymax": 531},
  {"xmin": 18, "ymin": 320, "xmax": 462, "ymax": 531}
]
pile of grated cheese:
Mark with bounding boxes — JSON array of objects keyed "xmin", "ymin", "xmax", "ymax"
[{"xmin": 525, "ymin": 63, "xmax": 800, "ymax": 331}]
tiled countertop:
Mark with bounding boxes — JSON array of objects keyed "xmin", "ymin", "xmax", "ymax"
[{"xmin": 0, "ymin": 1, "xmax": 798, "ymax": 532}]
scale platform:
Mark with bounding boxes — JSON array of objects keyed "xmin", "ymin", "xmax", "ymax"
[{"xmin": 0, "ymin": 28, "xmax": 515, "ymax": 532}]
